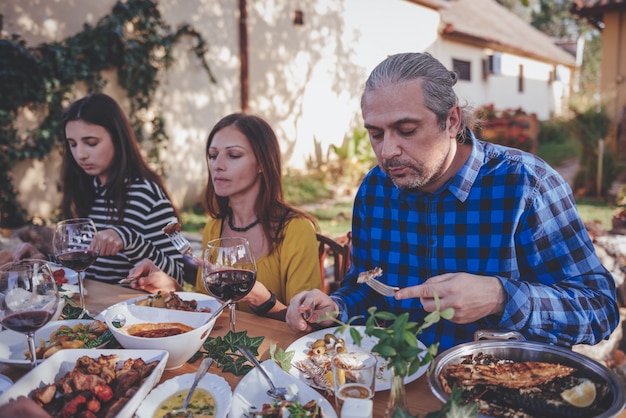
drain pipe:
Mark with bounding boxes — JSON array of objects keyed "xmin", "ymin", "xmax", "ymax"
[{"xmin": 239, "ymin": 0, "xmax": 249, "ymax": 113}]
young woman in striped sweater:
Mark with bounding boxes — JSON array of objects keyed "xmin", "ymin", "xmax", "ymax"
[{"xmin": 14, "ymin": 93, "xmax": 184, "ymax": 284}]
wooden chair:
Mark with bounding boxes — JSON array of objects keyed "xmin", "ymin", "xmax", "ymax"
[{"xmin": 316, "ymin": 231, "xmax": 352, "ymax": 294}]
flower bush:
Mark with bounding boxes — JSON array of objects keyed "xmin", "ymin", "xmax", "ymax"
[{"xmin": 474, "ymin": 104, "xmax": 537, "ymax": 153}]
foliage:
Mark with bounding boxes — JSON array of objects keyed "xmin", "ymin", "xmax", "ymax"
[
  {"xmin": 537, "ymin": 118, "xmax": 570, "ymax": 144},
  {"xmin": 569, "ymin": 106, "xmax": 618, "ymax": 197},
  {"xmin": 327, "ymin": 300, "xmax": 475, "ymax": 417},
  {"xmin": 0, "ymin": 0, "xmax": 215, "ymax": 228},
  {"xmin": 531, "ymin": 0, "xmax": 583, "ymax": 38},
  {"xmin": 474, "ymin": 104, "xmax": 536, "ymax": 152},
  {"xmin": 191, "ymin": 330, "xmax": 264, "ymax": 376},
  {"xmin": 269, "ymin": 341, "xmax": 295, "ymax": 372},
  {"xmin": 283, "ymin": 170, "xmax": 333, "ymax": 206},
  {"xmin": 329, "ymin": 128, "xmax": 377, "ymax": 182},
  {"xmin": 331, "ymin": 296, "xmax": 452, "ymax": 379}
]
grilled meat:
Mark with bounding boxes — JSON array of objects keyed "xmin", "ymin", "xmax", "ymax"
[{"xmin": 440, "ymin": 353, "xmax": 612, "ymax": 418}]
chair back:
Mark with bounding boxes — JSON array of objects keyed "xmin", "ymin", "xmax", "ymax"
[{"xmin": 316, "ymin": 232, "xmax": 351, "ymax": 294}]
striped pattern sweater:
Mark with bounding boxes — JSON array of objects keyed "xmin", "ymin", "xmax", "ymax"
[{"xmin": 85, "ymin": 178, "xmax": 184, "ymax": 284}]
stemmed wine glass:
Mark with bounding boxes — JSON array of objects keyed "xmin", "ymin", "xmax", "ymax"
[
  {"xmin": 53, "ymin": 218, "xmax": 100, "ymax": 316},
  {"xmin": 202, "ymin": 237, "xmax": 257, "ymax": 331},
  {"xmin": 0, "ymin": 259, "xmax": 60, "ymax": 369}
]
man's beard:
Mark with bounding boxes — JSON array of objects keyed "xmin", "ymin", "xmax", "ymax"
[{"xmin": 383, "ymin": 158, "xmax": 445, "ymax": 191}]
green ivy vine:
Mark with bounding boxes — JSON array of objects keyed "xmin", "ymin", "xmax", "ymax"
[{"xmin": 0, "ymin": 0, "xmax": 216, "ymax": 228}]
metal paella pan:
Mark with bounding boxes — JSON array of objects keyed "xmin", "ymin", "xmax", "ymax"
[{"xmin": 428, "ymin": 339, "xmax": 626, "ymax": 418}]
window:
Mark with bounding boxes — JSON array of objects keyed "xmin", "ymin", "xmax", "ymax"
[
  {"xmin": 518, "ymin": 64, "xmax": 524, "ymax": 92},
  {"xmin": 452, "ymin": 59, "xmax": 471, "ymax": 81}
]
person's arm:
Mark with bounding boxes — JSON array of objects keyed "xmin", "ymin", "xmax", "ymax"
[
  {"xmin": 495, "ymin": 172, "xmax": 619, "ymax": 346},
  {"xmin": 110, "ymin": 186, "xmax": 184, "ymax": 285},
  {"xmin": 127, "ymin": 259, "xmax": 183, "ymax": 293},
  {"xmin": 329, "ymin": 180, "xmax": 387, "ymax": 323}
]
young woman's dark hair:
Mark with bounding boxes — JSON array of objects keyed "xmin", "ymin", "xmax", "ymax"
[
  {"xmin": 60, "ymin": 93, "xmax": 177, "ymax": 222},
  {"xmin": 203, "ymin": 113, "xmax": 318, "ymax": 253}
]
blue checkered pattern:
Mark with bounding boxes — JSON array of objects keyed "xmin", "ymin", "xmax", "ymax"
[{"xmin": 331, "ymin": 135, "xmax": 619, "ymax": 351}]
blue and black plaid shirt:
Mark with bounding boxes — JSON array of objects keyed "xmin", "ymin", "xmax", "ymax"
[{"xmin": 332, "ymin": 135, "xmax": 619, "ymax": 351}]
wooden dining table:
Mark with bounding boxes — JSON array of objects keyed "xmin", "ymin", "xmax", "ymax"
[{"xmin": 2, "ymin": 279, "xmax": 625, "ymax": 418}]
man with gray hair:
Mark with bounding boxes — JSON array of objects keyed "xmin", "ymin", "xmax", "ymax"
[{"xmin": 287, "ymin": 52, "xmax": 618, "ymax": 351}]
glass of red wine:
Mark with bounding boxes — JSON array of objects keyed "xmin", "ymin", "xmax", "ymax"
[
  {"xmin": 202, "ymin": 237, "xmax": 257, "ymax": 332},
  {"xmin": 53, "ymin": 218, "xmax": 100, "ymax": 316},
  {"xmin": 0, "ymin": 259, "xmax": 60, "ymax": 369}
]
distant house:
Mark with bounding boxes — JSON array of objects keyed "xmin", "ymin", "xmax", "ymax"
[
  {"xmin": 2, "ymin": 0, "xmax": 579, "ymax": 219},
  {"xmin": 571, "ymin": 0, "xmax": 626, "ymax": 154},
  {"xmin": 437, "ymin": 0, "xmax": 576, "ymax": 120}
]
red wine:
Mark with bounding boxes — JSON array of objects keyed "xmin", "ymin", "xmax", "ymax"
[
  {"xmin": 2, "ymin": 310, "xmax": 53, "ymax": 333},
  {"xmin": 57, "ymin": 250, "xmax": 98, "ymax": 272},
  {"xmin": 205, "ymin": 269, "xmax": 256, "ymax": 301}
]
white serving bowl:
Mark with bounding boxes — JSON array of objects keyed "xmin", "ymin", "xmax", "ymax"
[{"xmin": 104, "ymin": 304, "xmax": 216, "ymax": 369}]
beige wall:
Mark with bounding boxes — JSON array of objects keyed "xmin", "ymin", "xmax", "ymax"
[{"xmin": 600, "ymin": 11, "xmax": 626, "ymax": 123}]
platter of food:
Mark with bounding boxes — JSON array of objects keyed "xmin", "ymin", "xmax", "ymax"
[
  {"xmin": 230, "ymin": 359, "xmax": 337, "ymax": 418},
  {"xmin": 135, "ymin": 372, "xmax": 232, "ymax": 418},
  {"xmin": 286, "ymin": 326, "xmax": 428, "ymax": 392},
  {"xmin": 0, "ymin": 348, "xmax": 169, "ymax": 418},
  {"xmin": 0, "ymin": 319, "xmax": 114, "ymax": 368},
  {"xmin": 429, "ymin": 340, "xmax": 626, "ymax": 418},
  {"xmin": 96, "ymin": 291, "xmax": 221, "ymax": 320}
]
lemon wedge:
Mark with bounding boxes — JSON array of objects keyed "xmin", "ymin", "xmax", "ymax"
[{"xmin": 561, "ymin": 379, "xmax": 596, "ymax": 407}]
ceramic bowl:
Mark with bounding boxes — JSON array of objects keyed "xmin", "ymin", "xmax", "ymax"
[{"xmin": 104, "ymin": 304, "xmax": 216, "ymax": 369}]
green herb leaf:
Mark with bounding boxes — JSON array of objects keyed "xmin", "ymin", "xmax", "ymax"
[
  {"xmin": 192, "ymin": 330, "xmax": 263, "ymax": 376},
  {"xmin": 269, "ymin": 341, "xmax": 295, "ymax": 373}
]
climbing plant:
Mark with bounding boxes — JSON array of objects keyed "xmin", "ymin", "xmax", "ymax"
[{"xmin": 0, "ymin": 0, "xmax": 216, "ymax": 227}]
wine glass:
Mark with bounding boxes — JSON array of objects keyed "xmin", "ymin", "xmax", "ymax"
[
  {"xmin": 53, "ymin": 218, "xmax": 100, "ymax": 316},
  {"xmin": 202, "ymin": 237, "xmax": 257, "ymax": 331},
  {"xmin": 0, "ymin": 259, "xmax": 60, "ymax": 369}
]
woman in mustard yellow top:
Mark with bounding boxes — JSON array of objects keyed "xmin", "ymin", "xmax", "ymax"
[{"xmin": 128, "ymin": 113, "xmax": 321, "ymax": 320}]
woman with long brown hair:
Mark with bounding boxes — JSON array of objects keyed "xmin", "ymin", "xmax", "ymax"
[{"xmin": 129, "ymin": 113, "xmax": 321, "ymax": 320}]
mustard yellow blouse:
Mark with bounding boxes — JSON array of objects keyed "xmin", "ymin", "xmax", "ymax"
[{"xmin": 194, "ymin": 216, "xmax": 322, "ymax": 312}]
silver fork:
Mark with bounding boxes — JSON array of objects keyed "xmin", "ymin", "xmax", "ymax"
[
  {"xmin": 163, "ymin": 220, "xmax": 194, "ymax": 257},
  {"xmin": 363, "ymin": 275, "xmax": 400, "ymax": 296}
]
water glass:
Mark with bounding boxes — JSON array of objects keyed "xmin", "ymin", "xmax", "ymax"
[{"xmin": 331, "ymin": 351, "xmax": 376, "ymax": 411}]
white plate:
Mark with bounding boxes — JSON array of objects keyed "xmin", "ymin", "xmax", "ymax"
[
  {"xmin": 0, "ymin": 348, "xmax": 168, "ymax": 418},
  {"xmin": 136, "ymin": 372, "xmax": 232, "ymax": 418},
  {"xmin": 287, "ymin": 326, "xmax": 428, "ymax": 391},
  {"xmin": 230, "ymin": 359, "xmax": 338, "ymax": 418},
  {"xmin": 0, "ymin": 319, "xmax": 106, "ymax": 368},
  {"xmin": 96, "ymin": 291, "xmax": 221, "ymax": 320}
]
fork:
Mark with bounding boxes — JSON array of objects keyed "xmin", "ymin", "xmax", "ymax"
[
  {"xmin": 163, "ymin": 220, "xmax": 194, "ymax": 257},
  {"xmin": 363, "ymin": 275, "xmax": 400, "ymax": 297}
]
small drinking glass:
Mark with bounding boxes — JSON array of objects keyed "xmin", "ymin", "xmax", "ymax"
[
  {"xmin": 332, "ymin": 351, "xmax": 377, "ymax": 411},
  {"xmin": 202, "ymin": 237, "xmax": 257, "ymax": 331},
  {"xmin": 0, "ymin": 260, "xmax": 60, "ymax": 369}
]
